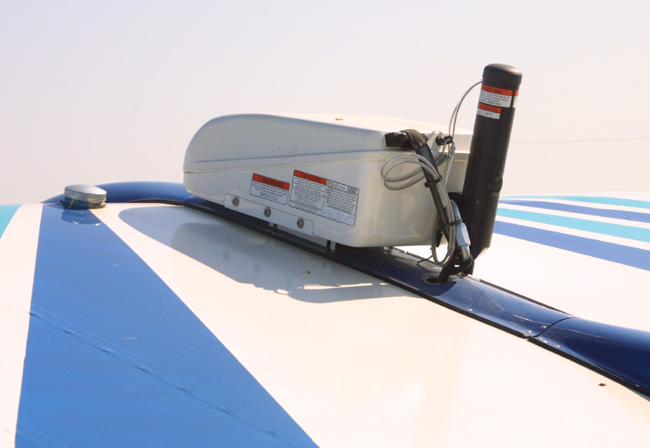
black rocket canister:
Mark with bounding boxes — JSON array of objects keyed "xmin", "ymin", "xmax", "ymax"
[{"xmin": 460, "ymin": 63, "xmax": 522, "ymax": 261}]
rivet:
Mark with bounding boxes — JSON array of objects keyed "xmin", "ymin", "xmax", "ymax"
[
  {"xmin": 264, "ymin": 207, "xmax": 272, "ymax": 217},
  {"xmin": 297, "ymin": 218, "xmax": 304, "ymax": 229},
  {"xmin": 232, "ymin": 197, "xmax": 240, "ymax": 207}
]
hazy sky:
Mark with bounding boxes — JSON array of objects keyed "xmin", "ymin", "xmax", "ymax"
[{"xmin": 1, "ymin": 0, "xmax": 649, "ymax": 203}]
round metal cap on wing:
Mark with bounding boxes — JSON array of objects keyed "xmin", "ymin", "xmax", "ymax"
[{"xmin": 63, "ymin": 184, "xmax": 107, "ymax": 209}]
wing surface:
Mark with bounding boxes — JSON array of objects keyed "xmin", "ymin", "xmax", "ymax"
[
  {"xmin": 475, "ymin": 193, "xmax": 650, "ymax": 330},
  {"xmin": 2, "ymin": 187, "xmax": 650, "ymax": 447}
]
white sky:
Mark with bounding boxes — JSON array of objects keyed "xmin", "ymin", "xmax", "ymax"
[{"xmin": 1, "ymin": 0, "xmax": 649, "ymax": 203}]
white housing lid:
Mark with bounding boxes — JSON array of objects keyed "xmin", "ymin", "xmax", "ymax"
[{"xmin": 183, "ymin": 114, "xmax": 470, "ymax": 247}]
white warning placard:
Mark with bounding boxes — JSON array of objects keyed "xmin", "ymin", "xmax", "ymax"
[
  {"xmin": 289, "ymin": 170, "xmax": 358, "ymax": 226},
  {"xmin": 479, "ymin": 85, "xmax": 513, "ymax": 108},
  {"xmin": 250, "ymin": 173, "xmax": 290, "ymax": 205},
  {"xmin": 477, "ymin": 103, "xmax": 502, "ymax": 120}
]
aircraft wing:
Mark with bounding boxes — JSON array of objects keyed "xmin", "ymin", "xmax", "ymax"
[
  {"xmin": 477, "ymin": 193, "xmax": 650, "ymax": 330},
  {"xmin": 2, "ymin": 182, "xmax": 650, "ymax": 447}
]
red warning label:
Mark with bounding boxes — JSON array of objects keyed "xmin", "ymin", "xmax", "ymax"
[
  {"xmin": 293, "ymin": 170, "xmax": 327, "ymax": 185},
  {"xmin": 252, "ymin": 173, "xmax": 290, "ymax": 190},
  {"xmin": 477, "ymin": 103, "xmax": 502, "ymax": 120},
  {"xmin": 289, "ymin": 170, "xmax": 358, "ymax": 226},
  {"xmin": 480, "ymin": 84, "xmax": 514, "ymax": 108},
  {"xmin": 250, "ymin": 173, "xmax": 290, "ymax": 204},
  {"xmin": 513, "ymin": 90, "xmax": 519, "ymax": 108},
  {"xmin": 482, "ymin": 85, "xmax": 513, "ymax": 96}
]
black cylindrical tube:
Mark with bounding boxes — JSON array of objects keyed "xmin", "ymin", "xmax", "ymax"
[{"xmin": 460, "ymin": 63, "xmax": 522, "ymax": 260}]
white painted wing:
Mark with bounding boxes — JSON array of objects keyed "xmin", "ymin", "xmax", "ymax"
[
  {"xmin": 2, "ymin": 187, "xmax": 650, "ymax": 447},
  {"xmin": 476, "ymin": 193, "xmax": 650, "ymax": 330}
]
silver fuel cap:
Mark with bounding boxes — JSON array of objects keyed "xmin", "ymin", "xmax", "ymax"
[{"xmin": 63, "ymin": 184, "xmax": 107, "ymax": 209}]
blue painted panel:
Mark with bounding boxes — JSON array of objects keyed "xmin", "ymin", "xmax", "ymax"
[
  {"xmin": 42, "ymin": 181, "xmax": 193, "ymax": 204},
  {"xmin": 17, "ymin": 205, "xmax": 317, "ymax": 447},
  {"xmin": 494, "ymin": 221, "xmax": 650, "ymax": 271},
  {"xmin": 534, "ymin": 318, "xmax": 650, "ymax": 396},
  {"xmin": 499, "ymin": 200, "xmax": 650, "ymax": 224},
  {"xmin": 497, "ymin": 208, "xmax": 650, "ymax": 243},
  {"xmin": 0, "ymin": 204, "xmax": 20, "ymax": 238}
]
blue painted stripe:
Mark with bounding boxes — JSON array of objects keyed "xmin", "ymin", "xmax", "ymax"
[
  {"xmin": 505, "ymin": 196, "xmax": 650, "ymax": 210},
  {"xmin": 497, "ymin": 208, "xmax": 650, "ymax": 243},
  {"xmin": 17, "ymin": 205, "xmax": 317, "ymax": 447},
  {"xmin": 494, "ymin": 221, "xmax": 650, "ymax": 271},
  {"xmin": 0, "ymin": 204, "xmax": 20, "ymax": 238},
  {"xmin": 499, "ymin": 200, "xmax": 650, "ymax": 224},
  {"xmin": 554, "ymin": 196, "xmax": 650, "ymax": 210}
]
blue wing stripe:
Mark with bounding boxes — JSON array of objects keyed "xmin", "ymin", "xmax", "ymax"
[
  {"xmin": 493, "ymin": 221, "xmax": 650, "ymax": 271},
  {"xmin": 496, "ymin": 208, "xmax": 650, "ymax": 243},
  {"xmin": 16, "ymin": 205, "xmax": 317, "ymax": 447},
  {"xmin": 504, "ymin": 196, "xmax": 650, "ymax": 210},
  {"xmin": 499, "ymin": 200, "xmax": 650, "ymax": 224}
]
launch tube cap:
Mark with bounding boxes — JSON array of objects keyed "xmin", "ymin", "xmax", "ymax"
[
  {"xmin": 63, "ymin": 184, "xmax": 107, "ymax": 209},
  {"xmin": 483, "ymin": 64, "xmax": 523, "ymax": 86}
]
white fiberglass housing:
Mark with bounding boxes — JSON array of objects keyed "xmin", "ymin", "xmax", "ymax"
[{"xmin": 183, "ymin": 114, "xmax": 470, "ymax": 247}]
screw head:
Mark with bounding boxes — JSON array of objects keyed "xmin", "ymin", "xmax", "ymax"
[
  {"xmin": 264, "ymin": 207, "xmax": 272, "ymax": 217},
  {"xmin": 232, "ymin": 197, "xmax": 240, "ymax": 207},
  {"xmin": 296, "ymin": 218, "xmax": 304, "ymax": 229}
]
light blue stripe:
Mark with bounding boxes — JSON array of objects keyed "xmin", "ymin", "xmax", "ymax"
[
  {"xmin": 554, "ymin": 196, "xmax": 650, "ymax": 210},
  {"xmin": 497, "ymin": 208, "xmax": 650, "ymax": 243},
  {"xmin": 499, "ymin": 200, "xmax": 650, "ymax": 224},
  {"xmin": 504, "ymin": 196, "xmax": 650, "ymax": 210},
  {"xmin": 0, "ymin": 205, "xmax": 21, "ymax": 239}
]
